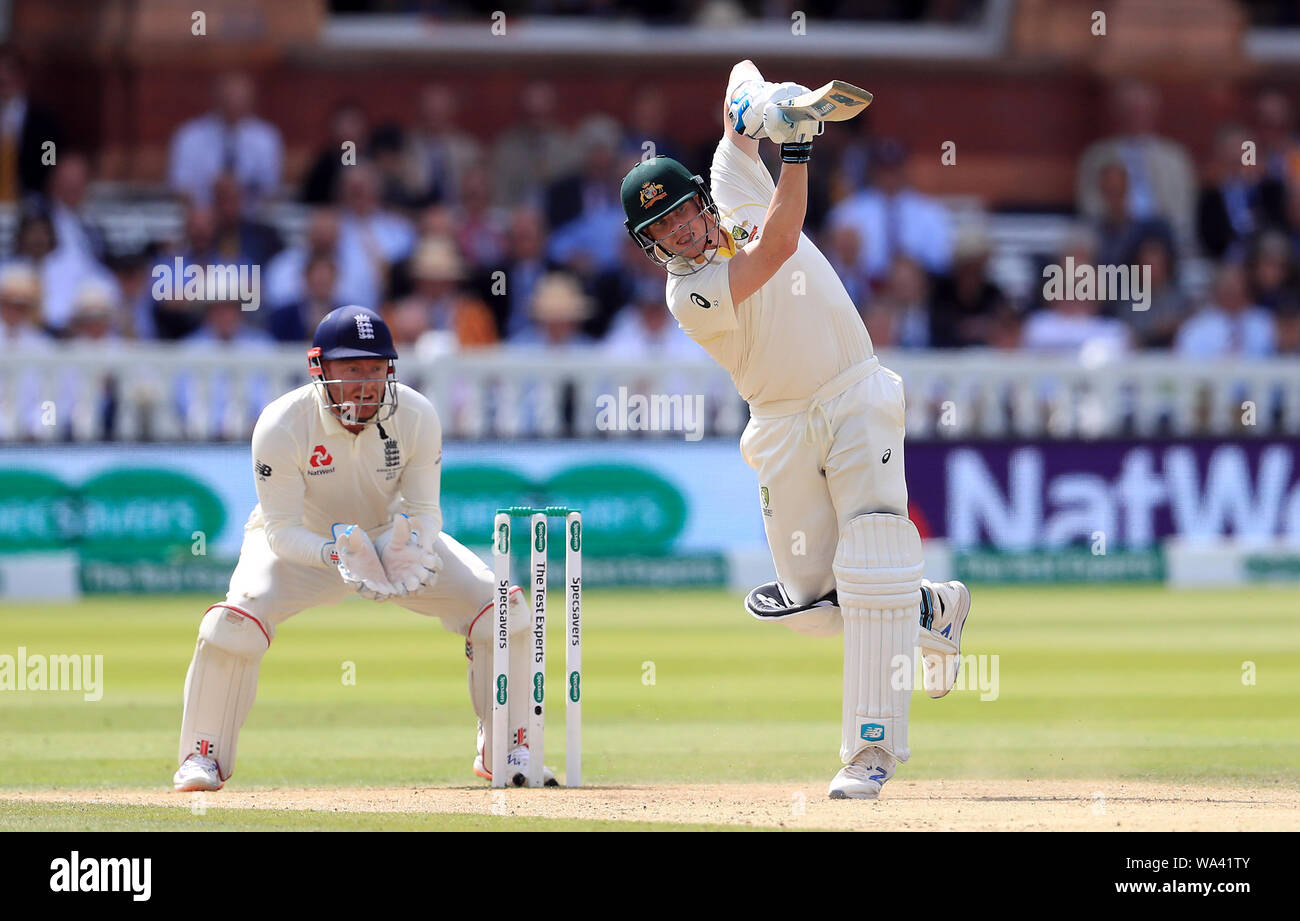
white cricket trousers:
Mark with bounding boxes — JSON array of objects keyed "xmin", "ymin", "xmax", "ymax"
[{"xmin": 740, "ymin": 357, "xmax": 909, "ymax": 605}]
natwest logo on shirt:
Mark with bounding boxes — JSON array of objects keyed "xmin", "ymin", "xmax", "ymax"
[{"xmin": 308, "ymin": 444, "xmax": 334, "ymax": 471}]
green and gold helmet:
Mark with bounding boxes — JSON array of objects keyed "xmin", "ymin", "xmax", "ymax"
[{"xmin": 620, "ymin": 156, "xmax": 721, "ymax": 276}]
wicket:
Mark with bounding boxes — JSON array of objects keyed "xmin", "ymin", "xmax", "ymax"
[{"xmin": 491, "ymin": 507, "xmax": 582, "ymax": 788}]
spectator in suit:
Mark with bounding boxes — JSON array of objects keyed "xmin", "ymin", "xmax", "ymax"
[
  {"xmin": 863, "ymin": 256, "xmax": 931, "ymax": 349},
  {"xmin": 928, "ymin": 226, "xmax": 1008, "ymax": 348},
  {"xmin": 168, "ymin": 71, "xmax": 283, "ymax": 211},
  {"xmin": 263, "ymin": 207, "xmax": 341, "ymax": 312},
  {"xmin": 588, "ymin": 237, "xmax": 661, "ymax": 342},
  {"xmin": 493, "ymin": 82, "xmax": 577, "ymax": 208},
  {"xmin": 300, "ymin": 102, "xmax": 367, "ymax": 205},
  {"xmin": 1247, "ymin": 230, "xmax": 1300, "ymax": 312},
  {"xmin": 822, "ymin": 222, "xmax": 872, "ymax": 311},
  {"xmin": 369, "ymin": 122, "xmax": 418, "ymax": 211},
  {"xmin": 138, "ymin": 202, "xmax": 219, "ymax": 341},
  {"xmin": 481, "ymin": 205, "xmax": 560, "ymax": 340},
  {"xmin": 0, "ymin": 46, "xmax": 60, "ymax": 202},
  {"xmin": 1124, "ymin": 234, "xmax": 1189, "ymax": 349},
  {"xmin": 1094, "ymin": 160, "xmax": 1175, "ymax": 270},
  {"xmin": 1254, "ymin": 90, "xmax": 1300, "ymax": 190},
  {"xmin": 1197, "ymin": 124, "xmax": 1285, "ymax": 260},
  {"xmin": 403, "ymin": 84, "xmax": 480, "ymax": 208},
  {"xmin": 545, "ymin": 115, "xmax": 628, "ymax": 277},
  {"xmin": 34, "ymin": 157, "xmax": 124, "ymax": 335},
  {"xmin": 335, "ymin": 163, "xmax": 416, "ymax": 308},
  {"xmin": 620, "ymin": 88, "xmax": 682, "ymax": 163},
  {"xmin": 212, "ymin": 172, "xmax": 283, "ymax": 269},
  {"xmin": 827, "ymin": 138, "xmax": 953, "ymax": 282},
  {"xmin": 1176, "ymin": 262, "xmax": 1276, "ymax": 359},
  {"xmin": 44, "ymin": 152, "xmax": 106, "ymax": 264},
  {"xmin": 1077, "ymin": 81, "xmax": 1196, "ymax": 252},
  {"xmin": 452, "ymin": 162, "xmax": 508, "ymax": 272},
  {"xmin": 268, "ymin": 253, "xmax": 339, "ymax": 343}
]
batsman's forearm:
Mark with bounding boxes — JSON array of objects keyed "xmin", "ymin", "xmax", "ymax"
[{"xmin": 761, "ymin": 162, "xmax": 808, "ymax": 258}]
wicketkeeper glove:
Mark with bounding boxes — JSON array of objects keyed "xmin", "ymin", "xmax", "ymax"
[
  {"xmin": 324, "ymin": 523, "xmax": 397, "ymax": 601},
  {"xmin": 380, "ymin": 514, "xmax": 443, "ymax": 596}
]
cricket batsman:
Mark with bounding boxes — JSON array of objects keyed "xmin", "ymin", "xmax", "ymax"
[
  {"xmin": 172, "ymin": 306, "xmax": 549, "ymax": 791},
  {"xmin": 620, "ymin": 61, "xmax": 972, "ymax": 799}
]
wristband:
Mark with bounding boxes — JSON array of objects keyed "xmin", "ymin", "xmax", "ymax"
[{"xmin": 780, "ymin": 141, "xmax": 812, "ymax": 164}]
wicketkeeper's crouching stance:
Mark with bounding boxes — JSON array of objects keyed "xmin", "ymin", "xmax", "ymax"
[
  {"xmin": 173, "ymin": 306, "xmax": 550, "ymax": 792},
  {"xmin": 620, "ymin": 61, "xmax": 973, "ymax": 799}
]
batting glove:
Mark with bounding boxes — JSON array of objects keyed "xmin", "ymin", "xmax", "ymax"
[
  {"xmin": 763, "ymin": 105, "xmax": 823, "ymax": 143},
  {"xmin": 380, "ymin": 514, "xmax": 443, "ymax": 596},
  {"xmin": 729, "ymin": 80, "xmax": 810, "ymax": 139},
  {"xmin": 325, "ymin": 523, "xmax": 397, "ymax": 601}
]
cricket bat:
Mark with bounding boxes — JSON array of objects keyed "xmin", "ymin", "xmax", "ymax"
[{"xmin": 777, "ymin": 80, "xmax": 873, "ymax": 122}]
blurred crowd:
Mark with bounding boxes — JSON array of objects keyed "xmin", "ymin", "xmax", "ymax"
[
  {"xmin": 327, "ymin": 0, "xmax": 990, "ymax": 25},
  {"xmin": 4, "ymin": 56, "xmax": 1300, "ymax": 373}
]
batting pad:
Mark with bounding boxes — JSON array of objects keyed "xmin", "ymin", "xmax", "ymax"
[
  {"xmin": 467, "ymin": 587, "xmax": 531, "ymax": 772},
  {"xmin": 177, "ymin": 604, "xmax": 272, "ymax": 781},
  {"xmin": 833, "ymin": 513, "xmax": 924, "ymax": 765}
]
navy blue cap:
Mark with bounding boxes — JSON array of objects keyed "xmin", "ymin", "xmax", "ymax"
[{"xmin": 311, "ymin": 306, "xmax": 397, "ymax": 360}]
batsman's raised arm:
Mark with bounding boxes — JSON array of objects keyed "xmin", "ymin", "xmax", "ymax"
[
  {"xmin": 723, "ymin": 60, "xmax": 763, "ymax": 162},
  {"xmin": 726, "ymin": 158, "xmax": 807, "ymax": 306}
]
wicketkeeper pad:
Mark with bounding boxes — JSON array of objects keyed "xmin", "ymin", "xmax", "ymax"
[
  {"xmin": 177, "ymin": 604, "xmax": 272, "ymax": 780},
  {"xmin": 833, "ymin": 513, "xmax": 923, "ymax": 765}
]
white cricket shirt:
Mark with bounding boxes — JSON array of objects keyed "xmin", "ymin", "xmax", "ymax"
[
  {"xmin": 245, "ymin": 382, "xmax": 443, "ymax": 569},
  {"xmin": 665, "ymin": 136, "xmax": 874, "ymax": 408}
]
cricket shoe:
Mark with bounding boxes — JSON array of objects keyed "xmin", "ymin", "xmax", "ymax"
[
  {"xmin": 918, "ymin": 579, "xmax": 971, "ymax": 699},
  {"xmin": 173, "ymin": 754, "xmax": 223, "ymax": 792},
  {"xmin": 473, "ymin": 745, "xmax": 558, "ymax": 787},
  {"xmin": 828, "ymin": 747, "xmax": 896, "ymax": 800}
]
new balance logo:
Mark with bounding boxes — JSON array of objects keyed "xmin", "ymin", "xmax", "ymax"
[{"xmin": 860, "ymin": 723, "xmax": 885, "ymax": 742}]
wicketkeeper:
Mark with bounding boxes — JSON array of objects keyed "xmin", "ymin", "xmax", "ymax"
[
  {"xmin": 620, "ymin": 60, "xmax": 973, "ymax": 798},
  {"xmin": 173, "ymin": 306, "xmax": 550, "ymax": 791}
]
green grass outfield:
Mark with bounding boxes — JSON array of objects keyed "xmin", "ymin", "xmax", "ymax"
[{"xmin": 2, "ymin": 585, "xmax": 1298, "ymax": 830}]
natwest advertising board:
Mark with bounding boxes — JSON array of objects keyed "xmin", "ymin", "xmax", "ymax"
[{"xmin": 905, "ymin": 439, "xmax": 1300, "ymax": 550}]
